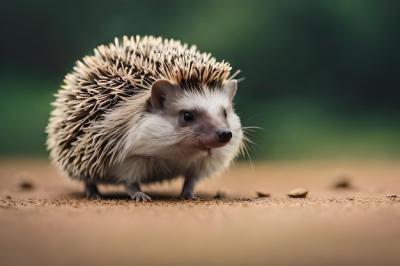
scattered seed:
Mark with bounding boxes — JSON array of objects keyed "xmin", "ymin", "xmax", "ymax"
[
  {"xmin": 287, "ymin": 188, "xmax": 308, "ymax": 198},
  {"xmin": 237, "ymin": 197, "xmax": 252, "ymax": 201},
  {"xmin": 256, "ymin": 191, "xmax": 270, "ymax": 198}
]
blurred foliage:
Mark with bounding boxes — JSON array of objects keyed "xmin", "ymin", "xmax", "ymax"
[{"xmin": 0, "ymin": 0, "xmax": 399, "ymax": 159}]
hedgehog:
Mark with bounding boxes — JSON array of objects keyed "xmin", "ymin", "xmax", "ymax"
[{"xmin": 47, "ymin": 35, "xmax": 245, "ymax": 201}]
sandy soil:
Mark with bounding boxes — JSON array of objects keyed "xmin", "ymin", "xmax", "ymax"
[{"xmin": 0, "ymin": 159, "xmax": 399, "ymax": 266}]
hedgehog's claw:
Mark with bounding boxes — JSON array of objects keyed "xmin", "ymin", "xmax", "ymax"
[
  {"xmin": 180, "ymin": 195, "xmax": 199, "ymax": 201},
  {"xmin": 129, "ymin": 192, "xmax": 152, "ymax": 202}
]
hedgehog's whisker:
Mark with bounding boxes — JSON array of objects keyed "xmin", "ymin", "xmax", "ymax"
[
  {"xmin": 242, "ymin": 136, "xmax": 254, "ymax": 169},
  {"xmin": 239, "ymin": 126, "xmax": 257, "ymax": 169},
  {"xmin": 241, "ymin": 126, "xmax": 263, "ymax": 131}
]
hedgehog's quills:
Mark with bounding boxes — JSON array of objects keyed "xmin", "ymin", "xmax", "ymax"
[{"xmin": 46, "ymin": 35, "xmax": 244, "ymax": 201}]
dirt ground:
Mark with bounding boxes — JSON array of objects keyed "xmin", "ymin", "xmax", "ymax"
[{"xmin": 0, "ymin": 159, "xmax": 399, "ymax": 266}]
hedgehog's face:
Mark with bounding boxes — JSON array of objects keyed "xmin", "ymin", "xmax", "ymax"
[{"xmin": 151, "ymin": 79, "xmax": 242, "ymax": 155}]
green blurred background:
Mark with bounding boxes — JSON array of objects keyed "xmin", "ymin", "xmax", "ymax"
[{"xmin": 0, "ymin": 0, "xmax": 399, "ymax": 160}]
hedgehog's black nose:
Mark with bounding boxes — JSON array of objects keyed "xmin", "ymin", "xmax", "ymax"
[{"xmin": 216, "ymin": 129, "xmax": 232, "ymax": 143}]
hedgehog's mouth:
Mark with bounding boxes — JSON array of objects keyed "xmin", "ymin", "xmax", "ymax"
[
  {"xmin": 199, "ymin": 139, "xmax": 227, "ymax": 150},
  {"xmin": 198, "ymin": 144, "xmax": 213, "ymax": 156}
]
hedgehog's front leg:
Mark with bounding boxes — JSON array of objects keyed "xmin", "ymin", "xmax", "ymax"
[
  {"xmin": 125, "ymin": 182, "xmax": 152, "ymax": 202},
  {"xmin": 85, "ymin": 181, "xmax": 102, "ymax": 200},
  {"xmin": 180, "ymin": 176, "xmax": 199, "ymax": 200}
]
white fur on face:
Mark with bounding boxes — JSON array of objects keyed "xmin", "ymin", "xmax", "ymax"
[
  {"xmin": 170, "ymin": 89, "xmax": 243, "ymax": 174},
  {"xmin": 123, "ymin": 89, "xmax": 242, "ymax": 157},
  {"xmin": 172, "ymin": 89, "xmax": 231, "ymax": 118},
  {"xmin": 124, "ymin": 114, "xmax": 178, "ymax": 156},
  {"xmin": 172, "ymin": 89, "xmax": 242, "ymax": 135}
]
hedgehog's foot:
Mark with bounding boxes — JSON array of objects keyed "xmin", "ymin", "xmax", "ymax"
[
  {"xmin": 180, "ymin": 194, "xmax": 199, "ymax": 201},
  {"xmin": 85, "ymin": 181, "xmax": 102, "ymax": 200},
  {"xmin": 180, "ymin": 176, "xmax": 199, "ymax": 200},
  {"xmin": 130, "ymin": 192, "xmax": 152, "ymax": 202},
  {"xmin": 126, "ymin": 183, "xmax": 151, "ymax": 202}
]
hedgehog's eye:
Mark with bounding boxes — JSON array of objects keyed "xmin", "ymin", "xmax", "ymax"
[
  {"xmin": 223, "ymin": 108, "xmax": 227, "ymax": 118},
  {"xmin": 183, "ymin": 111, "xmax": 194, "ymax": 122}
]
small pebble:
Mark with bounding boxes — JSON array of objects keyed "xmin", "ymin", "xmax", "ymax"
[
  {"xmin": 287, "ymin": 188, "xmax": 308, "ymax": 198},
  {"xmin": 386, "ymin": 194, "xmax": 397, "ymax": 198},
  {"xmin": 19, "ymin": 180, "xmax": 34, "ymax": 190},
  {"xmin": 333, "ymin": 175, "xmax": 352, "ymax": 189},
  {"xmin": 214, "ymin": 190, "xmax": 226, "ymax": 199},
  {"xmin": 256, "ymin": 191, "xmax": 270, "ymax": 198}
]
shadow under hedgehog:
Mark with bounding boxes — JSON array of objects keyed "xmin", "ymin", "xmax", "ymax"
[{"xmin": 47, "ymin": 35, "xmax": 244, "ymax": 201}]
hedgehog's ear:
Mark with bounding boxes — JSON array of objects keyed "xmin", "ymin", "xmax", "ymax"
[
  {"xmin": 151, "ymin": 79, "xmax": 179, "ymax": 109},
  {"xmin": 223, "ymin": 79, "xmax": 238, "ymax": 101}
]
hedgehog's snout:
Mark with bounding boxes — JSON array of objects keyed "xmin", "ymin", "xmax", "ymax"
[
  {"xmin": 199, "ymin": 128, "xmax": 232, "ymax": 149},
  {"xmin": 216, "ymin": 129, "xmax": 232, "ymax": 143}
]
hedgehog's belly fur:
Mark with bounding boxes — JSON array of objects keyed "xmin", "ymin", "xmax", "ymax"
[{"xmin": 107, "ymin": 154, "xmax": 206, "ymax": 185}]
